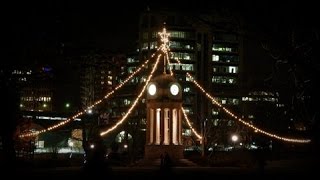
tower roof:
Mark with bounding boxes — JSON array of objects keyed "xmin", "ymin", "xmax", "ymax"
[{"xmin": 152, "ymin": 73, "xmax": 178, "ymax": 88}]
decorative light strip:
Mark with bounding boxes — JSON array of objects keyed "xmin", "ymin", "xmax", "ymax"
[
  {"xmin": 19, "ymin": 111, "xmax": 84, "ymax": 138},
  {"xmin": 181, "ymin": 107, "xmax": 202, "ymax": 140},
  {"xmin": 186, "ymin": 73, "xmax": 311, "ymax": 144},
  {"xmin": 165, "ymin": 52, "xmax": 174, "ymax": 76},
  {"xmin": 19, "ymin": 56, "xmax": 153, "ymax": 138},
  {"xmin": 100, "ymin": 54, "xmax": 162, "ymax": 136}
]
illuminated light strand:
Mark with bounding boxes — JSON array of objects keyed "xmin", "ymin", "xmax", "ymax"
[
  {"xmin": 21, "ymin": 28, "xmax": 166, "ymax": 138},
  {"xmin": 101, "ymin": 28, "xmax": 170, "ymax": 136},
  {"xmin": 102, "ymin": 59, "xmax": 151, "ymax": 101},
  {"xmin": 186, "ymin": 73, "xmax": 311, "ymax": 144},
  {"xmin": 168, "ymin": 53, "xmax": 202, "ymax": 139},
  {"xmin": 181, "ymin": 107, "xmax": 202, "ymax": 140},
  {"xmin": 100, "ymin": 54, "xmax": 162, "ymax": 136},
  {"xmin": 19, "ymin": 111, "xmax": 84, "ymax": 138},
  {"xmin": 167, "ymin": 53, "xmax": 200, "ymax": 139},
  {"xmin": 19, "ymin": 56, "xmax": 154, "ymax": 138},
  {"xmin": 165, "ymin": 52, "xmax": 174, "ymax": 76},
  {"xmin": 22, "ymin": 29, "xmax": 171, "ymax": 138}
]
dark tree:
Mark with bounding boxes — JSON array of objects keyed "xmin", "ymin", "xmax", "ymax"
[{"xmin": 0, "ymin": 70, "xmax": 21, "ymax": 168}]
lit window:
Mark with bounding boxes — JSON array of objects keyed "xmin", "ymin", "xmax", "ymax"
[
  {"xmin": 242, "ymin": 97, "xmax": 249, "ymax": 101},
  {"xmin": 124, "ymin": 99, "xmax": 131, "ymax": 105},
  {"xmin": 213, "ymin": 119, "xmax": 219, "ymax": 126},
  {"xmin": 184, "ymin": 87, "xmax": 190, "ymax": 92},
  {"xmin": 128, "ymin": 67, "xmax": 135, "ymax": 73},
  {"xmin": 181, "ymin": 64, "xmax": 193, "ymax": 71},
  {"xmin": 213, "ymin": 67, "xmax": 217, "ymax": 72},
  {"xmin": 212, "ymin": 110, "xmax": 219, "ymax": 115},
  {"xmin": 171, "ymin": 52, "xmax": 193, "ymax": 61},
  {"xmin": 228, "ymin": 66, "xmax": 238, "ymax": 73},
  {"xmin": 142, "ymin": 42, "xmax": 148, "ymax": 50},
  {"xmin": 183, "ymin": 129, "xmax": 192, "ymax": 136},
  {"xmin": 212, "ymin": 55, "xmax": 219, "ymax": 61}
]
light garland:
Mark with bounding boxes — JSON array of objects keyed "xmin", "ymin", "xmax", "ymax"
[
  {"xmin": 165, "ymin": 52, "xmax": 174, "ymax": 76},
  {"xmin": 19, "ymin": 55, "xmax": 153, "ymax": 138},
  {"xmin": 186, "ymin": 73, "xmax": 311, "ymax": 144},
  {"xmin": 100, "ymin": 54, "xmax": 162, "ymax": 136},
  {"xmin": 181, "ymin": 107, "xmax": 202, "ymax": 140},
  {"xmin": 100, "ymin": 28, "xmax": 171, "ymax": 137},
  {"xmin": 21, "ymin": 26, "xmax": 310, "ymax": 146},
  {"xmin": 21, "ymin": 28, "xmax": 167, "ymax": 138}
]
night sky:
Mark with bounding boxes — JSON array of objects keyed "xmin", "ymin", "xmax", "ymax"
[{"xmin": 4, "ymin": 1, "xmax": 319, "ymax": 76}]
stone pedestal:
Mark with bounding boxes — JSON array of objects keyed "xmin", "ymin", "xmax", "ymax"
[{"xmin": 144, "ymin": 144, "xmax": 184, "ymax": 160}]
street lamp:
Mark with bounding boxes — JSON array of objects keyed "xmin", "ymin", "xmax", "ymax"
[
  {"xmin": 90, "ymin": 144, "xmax": 95, "ymax": 149},
  {"xmin": 231, "ymin": 135, "xmax": 238, "ymax": 150},
  {"xmin": 68, "ymin": 141, "xmax": 74, "ymax": 158}
]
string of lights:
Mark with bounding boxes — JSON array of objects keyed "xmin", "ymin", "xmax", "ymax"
[
  {"xmin": 166, "ymin": 52, "xmax": 174, "ymax": 76},
  {"xmin": 100, "ymin": 54, "xmax": 162, "ymax": 136},
  {"xmin": 181, "ymin": 107, "xmax": 202, "ymax": 140},
  {"xmin": 21, "ymin": 27, "xmax": 310, "ymax": 145},
  {"xmin": 170, "ymin": 53, "xmax": 310, "ymax": 143},
  {"xmin": 186, "ymin": 73, "xmax": 311, "ymax": 143},
  {"xmin": 20, "ymin": 28, "xmax": 167, "ymax": 138},
  {"xmin": 19, "ymin": 55, "xmax": 153, "ymax": 138},
  {"xmin": 100, "ymin": 28, "xmax": 171, "ymax": 137}
]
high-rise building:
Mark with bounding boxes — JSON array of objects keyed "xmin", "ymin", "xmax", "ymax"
[
  {"xmin": 79, "ymin": 53, "xmax": 126, "ymax": 108},
  {"xmin": 8, "ymin": 66, "xmax": 54, "ymax": 112},
  {"xmin": 137, "ymin": 9, "xmax": 244, "ymax": 148},
  {"xmin": 79, "ymin": 52, "xmax": 127, "ymax": 122}
]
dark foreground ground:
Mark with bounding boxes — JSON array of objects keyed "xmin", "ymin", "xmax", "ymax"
[{"xmin": 5, "ymin": 157, "xmax": 318, "ymax": 179}]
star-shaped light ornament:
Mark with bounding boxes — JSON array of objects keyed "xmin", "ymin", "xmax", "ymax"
[{"xmin": 158, "ymin": 28, "xmax": 170, "ymax": 53}]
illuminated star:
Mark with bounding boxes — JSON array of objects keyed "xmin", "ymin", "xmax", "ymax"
[{"xmin": 158, "ymin": 28, "xmax": 170, "ymax": 52}]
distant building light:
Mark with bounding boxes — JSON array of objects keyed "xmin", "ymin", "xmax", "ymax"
[{"xmin": 43, "ymin": 67, "xmax": 52, "ymax": 72}]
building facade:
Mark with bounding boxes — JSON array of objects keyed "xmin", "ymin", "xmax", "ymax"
[{"xmin": 137, "ymin": 9, "xmax": 244, "ymax": 149}]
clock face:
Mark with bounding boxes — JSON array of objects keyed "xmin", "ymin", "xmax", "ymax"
[
  {"xmin": 170, "ymin": 84, "xmax": 179, "ymax": 96},
  {"xmin": 148, "ymin": 83, "xmax": 157, "ymax": 96}
]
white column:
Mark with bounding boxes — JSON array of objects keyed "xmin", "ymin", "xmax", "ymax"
[
  {"xmin": 156, "ymin": 108, "xmax": 161, "ymax": 144},
  {"xmin": 172, "ymin": 109, "xmax": 178, "ymax": 145},
  {"xmin": 149, "ymin": 109, "xmax": 154, "ymax": 144},
  {"xmin": 178, "ymin": 109, "xmax": 182, "ymax": 144},
  {"xmin": 164, "ymin": 108, "xmax": 170, "ymax": 145}
]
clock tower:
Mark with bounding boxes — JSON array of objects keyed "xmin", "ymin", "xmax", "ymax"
[{"xmin": 144, "ymin": 73, "xmax": 184, "ymax": 159}]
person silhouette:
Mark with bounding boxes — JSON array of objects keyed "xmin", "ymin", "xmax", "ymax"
[
  {"xmin": 164, "ymin": 152, "xmax": 171, "ymax": 170},
  {"xmin": 160, "ymin": 153, "xmax": 164, "ymax": 169}
]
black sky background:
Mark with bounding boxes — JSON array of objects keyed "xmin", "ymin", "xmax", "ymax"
[
  {"xmin": 3, "ymin": 0, "xmax": 319, "ymax": 92},
  {"xmin": 4, "ymin": 1, "xmax": 318, "ymax": 65}
]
